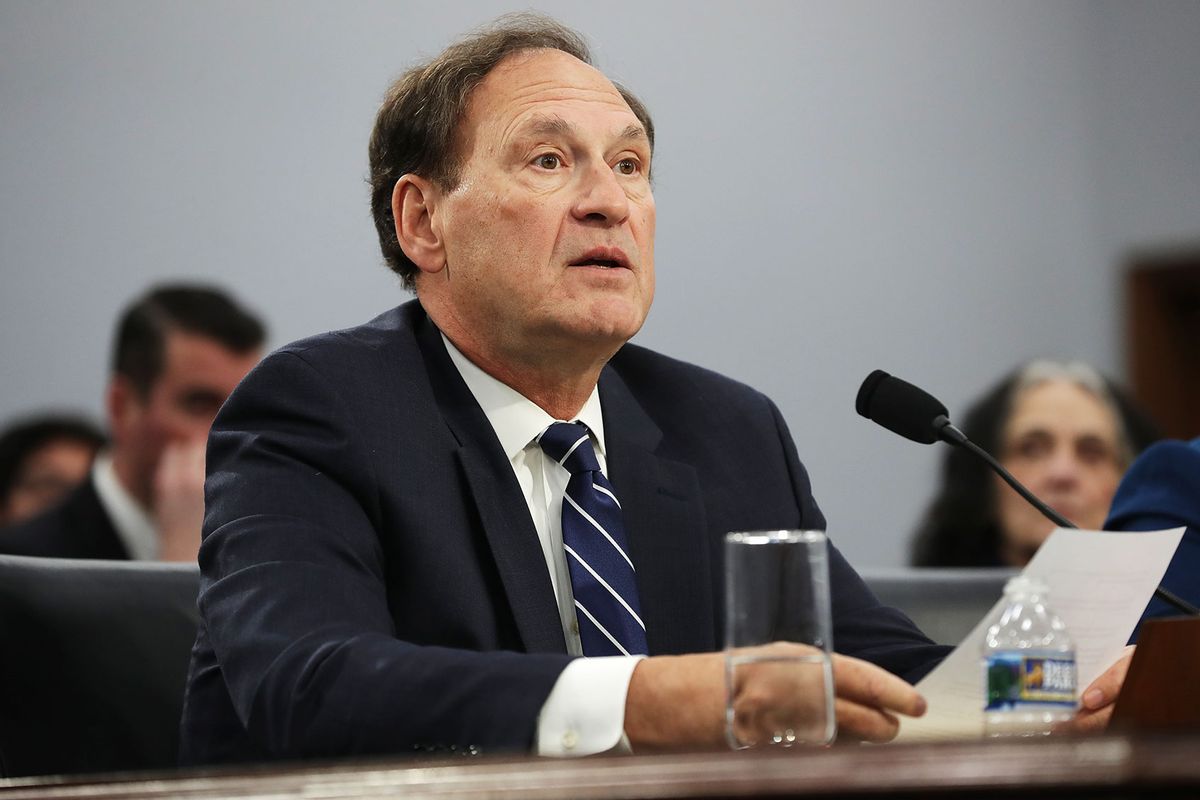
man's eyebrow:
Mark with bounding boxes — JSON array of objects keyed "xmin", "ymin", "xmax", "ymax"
[
  {"xmin": 617, "ymin": 123, "xmax": 649, "ymax": 144},
  {"xmin": 519, "ymin": 114, "xmax": 575, "ymax": 138},
  {"xmin": 515, "ymin": 115, "xmax": 649, "ymax": 145}
]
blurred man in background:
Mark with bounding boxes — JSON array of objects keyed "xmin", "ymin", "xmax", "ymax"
[{"xmin": 0, "ymin": 284, "xmax": 264, "ymax": 561}]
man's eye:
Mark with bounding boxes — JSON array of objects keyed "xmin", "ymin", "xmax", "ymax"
[
  {"xmin": 534, "ymin": 154, "xmax": 561, "ymax": 170},
  {"xmin": 178, "ymin": 392, "xmax": 224, "ymax": 418},
  {"xmin": 615, "ymin": 158, "xmax": 639, "ymax": 176}
]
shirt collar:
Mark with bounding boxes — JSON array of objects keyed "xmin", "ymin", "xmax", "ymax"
[
  {"xmin": 91, "ymin": 452, "xmax": 159, "ymax": 560},
  {"xmin": 440, "ymin": 333, "xmax": 606, "ymax": 458}
]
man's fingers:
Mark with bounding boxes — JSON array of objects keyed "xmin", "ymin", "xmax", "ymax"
[
  {"xmin": 1053, "ymin": 644, "xmax": 1136, "ymax": 735},
  {"xmin": 1054, "ymin": 706, "xmax": 1112, "ymax": 736},
  {"xmin": 826, "ymin": 653, "xmax": 925, "ymax": 743},
  {"xmin": 832, "ymin": 653, "xmax": 927, "ymax": 718},
  {"xmin": 155, "ymin": 439, "xmax": 207, "ymax": 493},
  {"xmin": 833, "ymin": 698, "xmax": 901, "ymax": 743},
  {"xmin": 1081, "ymin": 645, "xmax": 1135, "ymax": 711}
]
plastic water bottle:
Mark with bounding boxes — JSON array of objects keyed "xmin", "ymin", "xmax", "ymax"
[{"xmin": 982, "ymin": 576, "xmax": 1077, "ymax": 737}]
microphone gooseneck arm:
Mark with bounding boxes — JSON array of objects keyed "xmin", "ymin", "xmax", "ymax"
[
  {"xmin": 1149, "ymin": 583, "xmax": 1200, "ymax": 616},
  {"xmin": 860, "ymin": 371, "xmax": 1198, "ymax": 616},
  {"xmin": 933, "ymin": 414, "xmax": 1075, "ymax": 530},
  {"xmin": 931, "ymin": 416, "xmax": 1200, "ymax": 616}
]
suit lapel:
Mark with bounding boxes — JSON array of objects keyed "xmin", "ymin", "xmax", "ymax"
[
  {"xmin": 411, "ymin": 307, "xmax": 717, "ymax": 656},
  {"xmin": 68, "ymin": 477, "xmax": 131, "ymax": 559},
  {"xmin": 600, "ymin": 366, "xmax": 717, "ymax": 655},
  {"xmin": 413, "ymin": 312, "xmax": 566, "ymax": 654}
]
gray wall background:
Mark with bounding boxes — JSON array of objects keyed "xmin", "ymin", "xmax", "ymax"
[{"xmin": 3, "ymin": 1, "xmax": 1198, "ymax": 567}]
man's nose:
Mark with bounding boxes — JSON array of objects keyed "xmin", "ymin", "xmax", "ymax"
[{"xmin": 572, "ymin": 163, "xmax": 630, "ymax": 224}]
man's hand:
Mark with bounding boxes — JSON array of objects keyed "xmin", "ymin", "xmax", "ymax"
[
  {"xmin": 1055, "ymin": 645, "xmax": 1135, "ymax": 735},
  {"xmin": 623, "ymin": 642, "xmax": 926, "ymax": 751},
  {"xmin": 153, "ymin": 439, "xmax": 207, "ymax": 562},
  {"xmin": 829, "ymin": 651, "xmax": 927, "ymax": 742}
]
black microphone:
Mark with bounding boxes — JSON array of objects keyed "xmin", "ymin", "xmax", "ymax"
[
  {"xmin": 855, "ymin": 369, "xmax": 963, "ymax": 446},
  {"xmin": 856, "ymin": 369, "xmax": 1199, "ymax": 617}
]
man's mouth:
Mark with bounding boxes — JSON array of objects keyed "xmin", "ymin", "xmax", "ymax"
[{"xmin": 569, "ymin": 248, "xmax": 631, "ymax": 270}]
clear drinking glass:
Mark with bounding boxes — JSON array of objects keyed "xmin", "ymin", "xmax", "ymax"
[{"xmin": 724, "ymin": 530, "xmax": 835, "ymax": 748}]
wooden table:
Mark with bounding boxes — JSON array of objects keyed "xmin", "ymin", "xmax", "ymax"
[{"xmin": 2, "ymin": 734, "xmax": 1199, "ymax": 799}]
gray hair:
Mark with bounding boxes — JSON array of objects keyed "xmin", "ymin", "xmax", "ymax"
[{"xmin": 1010, "ymin": 359, "xmax": 1133, "ymax": 466}]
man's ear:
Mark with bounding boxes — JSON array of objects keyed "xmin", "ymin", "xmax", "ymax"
[
  {"xmin": 392, "ymin": 174, "xmax": 446, "ymax": 275},
  {"xmin": 106, "ymin": 375, "xmax": 140, "ymax": 444}
]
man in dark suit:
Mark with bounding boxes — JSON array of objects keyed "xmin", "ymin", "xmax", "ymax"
[
  {"xmin": 180, "ymin": 15, "xmax": 1125, "ymax": 763},
  {"xmin": 0, "ymin": 285, "xmax": 264, "ymax": 562},
  {"xmin": 1106, "ymin": 437, "xmax": 1200, "ymax": 636}
]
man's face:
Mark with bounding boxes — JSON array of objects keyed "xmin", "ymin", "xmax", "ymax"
[
  {"xmin": 418, "ymin": 48, "xmax": 656, "ymax": 370},
  {"xmin": 109, "ymin": 330, "xmax": 260, "ymax": 507}
]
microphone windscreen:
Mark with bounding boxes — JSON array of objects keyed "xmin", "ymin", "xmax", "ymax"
[{"xmin": 855, "ymin": 370, "xmax": 949, "ymax": 445}]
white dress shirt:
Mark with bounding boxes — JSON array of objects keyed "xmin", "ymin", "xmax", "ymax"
[
  {"xmin": 442, "ymin": 335, "xmax": 641, "ymax": 756},
  {"xmin": 91, "ymin": 453, "xmax": 159, "ymax": 560}
]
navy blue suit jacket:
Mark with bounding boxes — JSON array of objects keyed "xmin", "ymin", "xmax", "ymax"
[
  {"xmin": 1105, "ymin": 437, "xmax": 1200, "ymax": 636},
  {"xmin": 179, "ymin": 301, "xmax": 946, "ymax": 764}
]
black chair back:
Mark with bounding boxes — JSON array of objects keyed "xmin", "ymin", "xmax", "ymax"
[
  {"xmin": 0, "ymin": 555, "xmax": 200, "ymax": 778},
  {"xmin": 859, "ymin": 567, "xmax": 1015, "ymax": 645}
]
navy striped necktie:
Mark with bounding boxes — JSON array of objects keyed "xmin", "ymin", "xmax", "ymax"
[{"xmin": 538, "ymin": 422, "xmax": 648, "ymax": 657}]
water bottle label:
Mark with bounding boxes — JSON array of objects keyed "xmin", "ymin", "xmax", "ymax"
[{"xmin": 985, "ymin": 653, "xmax": 1076, "ymax": 710}]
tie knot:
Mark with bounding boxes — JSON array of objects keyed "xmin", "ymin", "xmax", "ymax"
[{"xmin": 538, "ymin": 422, "xmax": 600, "ymax": 475}]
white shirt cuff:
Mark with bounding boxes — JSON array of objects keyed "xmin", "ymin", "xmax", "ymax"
[{"xmin": 536, "ymin": 655, "xmax": 644, "ymax": 756}]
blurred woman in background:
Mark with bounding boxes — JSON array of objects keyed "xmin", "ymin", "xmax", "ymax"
[
  {"xmin": 911, "ymin": 360, "xmax": 1160, "ymax": 567},
  {"xmin": 0, "ymin": 414, "xmax": 105, "ymax": 527}
]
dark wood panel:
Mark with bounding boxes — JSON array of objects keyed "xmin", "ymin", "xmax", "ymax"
[{"xmin": 1125, "ymin": 249, "xmax": 1200, "ymax": 439}]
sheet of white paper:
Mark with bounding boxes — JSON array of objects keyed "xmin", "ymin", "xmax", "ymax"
[{"xmin": 894, "ymin": 527, "xmax": 1185, "ymax": 742}]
